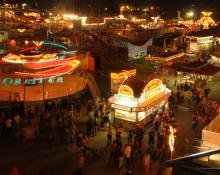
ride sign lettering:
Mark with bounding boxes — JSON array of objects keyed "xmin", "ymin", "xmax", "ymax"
[{"xmin": 2, "ymin": 76, "xmax": 63, "ymax": 86}]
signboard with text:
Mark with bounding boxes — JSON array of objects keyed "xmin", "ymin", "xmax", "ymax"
[
  {"xmin": 111, "ymin": 103, "xmax": 132, "ymax": 112},
  {"xmin": 144, "ymin": 79, "xmax": 162, "ymax": 92},
  {"xmin": 118, "ymin": 85, "xmax": 133, "ymax": 96},
  {"xmin": 111, "ymin": 69, "xmax": 136, "ymax": 93},
  {"xmin": 2, "ymin": 76, "xmax": 63, "ymax": 86},
  {"xmin": 143, "ymin": 79, "xmax": 162, "ymax": 100}
]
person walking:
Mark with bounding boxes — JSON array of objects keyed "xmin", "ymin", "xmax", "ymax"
[
  {"xmin": 70, "ymin": 123, "xmax": 76, "ymax": 143},
  {"xmin": 5, "ymin": 117, "xmax": 12, "ymax": 137},
  {"xmin": 128, "ymin": 130, "xmax": 133, "ymax": 144},
  {"xmin": 124, "ymin": 143, "xmax": 132, "ymax": 169},
  {"xmin": 107, "ymin": 128, "xmax": 112, "ymax": 145},
  {"xmin": 48, "ymin": 132, "xmax": 53, "ymax": 148},
  {"xmin": 82, "ymin": 133, "xmax": 89, "ymax": 156},
  {"xmin": 148, "ymin": 128, "xmax": 155, "ymax": 146},
  {"xmin": 118, "ymin": 152, "xmax": 124, "ymax": 175},
  {"xmin": 14, "ymin": 113, "xmax": 21, "ymax": 130},
  {"xmin": 64, "ymin": 127, "xmax": 70, "ymax": 145}
]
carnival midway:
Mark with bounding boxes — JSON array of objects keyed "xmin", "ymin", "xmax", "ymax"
[{"xmin": 1, "ymin": 2, "xmax": 220, "ymax": 175}]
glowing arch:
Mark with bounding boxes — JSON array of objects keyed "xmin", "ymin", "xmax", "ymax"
[
  {"xmin": 144, "ymin": 79, "xmax": 162, "ymax": 93},
  {"xmin": 118, "ymin": 85, "xmax": 134, "ymax": 96}
]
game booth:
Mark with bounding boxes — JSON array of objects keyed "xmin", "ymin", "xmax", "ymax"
[{"xmin": 109, "ymin": 76, "xmax": 171, "ymax": 129}]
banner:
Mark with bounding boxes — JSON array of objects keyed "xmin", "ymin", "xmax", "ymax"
[{"xmin": 128, "ymin": 38, "xmax": 153, "ymax": 61}]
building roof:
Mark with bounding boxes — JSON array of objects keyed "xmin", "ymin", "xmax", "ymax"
[
  {"xmin": 123, "ymin": 75, "xmax": 146, "ymax": 97},
  {"xmin": 196, "ymin": 64, "xmax": 220, "ymax": 75},
  {"xmin": 171, "ymin": 61, "xmax": 220, "ymax": 76},
  {"xmin": 187, "ymin": 27, "xmax": 220, "ymax": 37}
]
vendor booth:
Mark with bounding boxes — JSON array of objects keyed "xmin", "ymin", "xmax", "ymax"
[{"xmin": 109, "ymin": 76, "xmax": 171, "ymax": 129}]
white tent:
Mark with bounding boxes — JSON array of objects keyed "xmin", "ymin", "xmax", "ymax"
[{"xmin": 202, "ymin": 113, "xmax": 220, "ymax": 147}]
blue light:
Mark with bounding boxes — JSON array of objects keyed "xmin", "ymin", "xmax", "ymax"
[
  {"xmin": 0, "ymin": 50, "xmax": 5, "ymax": 55},
  {"xmin": 58, "ymin": 55, "xmax": 65, "ymax": 60},
  {"xmin": 42, "ymin": 41, "xmax": 69, "ymax": 50},
  {"xmin": 59, "ymin": 50, "xmax": 78, "ymax": 55}
]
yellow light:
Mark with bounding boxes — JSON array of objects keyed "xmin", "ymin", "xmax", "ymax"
[
  {"xmin": 68, "ymin": 24, "xmax": 73, "ymax": 28},
  {"xmin": 24, "ymin": 40, "xmax": 29, "ymax": 45},
  {"xmin": 63, "ymin": 14, "xmax": 78, "ymax": 20},
  {"xmin": 80, "ymin": 17, "xmax": 88, "ymax": 25},
  {"xmin": 118, "ymin": 85, "xmax": 134, "ymax": 96},
  {"xmin": 17, "ymin": 28, "xmax": 26, "ymax": 33},
  {"xmin": 33, "ymin": 41, "xmax": 43, "ymax": 46},
  {"xmin": 169, "ymin": 126, "xmax": 175, "ymax": 152},
  {"xmin": 111, "ymin": 69, "xmax": 136, "ymax": 79}
]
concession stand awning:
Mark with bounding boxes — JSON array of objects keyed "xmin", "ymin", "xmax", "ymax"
[{"xmin": 109, "ymin": 76, "xmax": 171, "ymax": 128}]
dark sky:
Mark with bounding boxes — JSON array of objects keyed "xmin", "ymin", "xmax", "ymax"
[{"xmin": 4, "ymin": 0, "xmax": 220, "ymax": 18}]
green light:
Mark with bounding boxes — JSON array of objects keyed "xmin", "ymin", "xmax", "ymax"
[{"xmin": 42, "ymin": 41, "xmax": 69, "ymax": 50}]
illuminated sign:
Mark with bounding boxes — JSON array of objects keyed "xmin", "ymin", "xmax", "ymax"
[
  {"xmin": 144, "ymin": 79, "xmax": 162, "ymax": 92},
  {"xmin": 132, "ymin": 107, "xmax": 146, "ymax": 112},
  {"xmin": 118, "ymin": 94, "xmax": 133, "ymax": 102},
  {"xmin": 2, "ymin": 76, "xmax": 63, "ymax": 86},
  {"xmin": 111, "ymin": 104, "xmax": 132, "ymax": 112},
  {"xmin": 115, "ymin": 109, "xmax": 136, "ymax": 122},
  {"xmin": 118, "ymin": 85, "xmax": 133, "ymax": 96},
  {"xmin": 111, "ymin": 69, "xmax": 136, "ymax": 93},
  {"xmin": 17, "ymin": 28, "xmax": 26, "ymax": 33},
  {"xmin": 145, "ymin": 87, "xmax": 162, "ymax": 99},
  {"xmin": 33, "ymin": 41, "xmax": 43, "ymax": 46},
  {"xmin": 111, "ymin": 69, "xmax": 136, "ymax": 79}
]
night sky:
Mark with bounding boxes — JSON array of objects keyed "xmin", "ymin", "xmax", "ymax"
[{"xmin": 3, "ymin": 0, "xmax": 220, "ymax": 18}]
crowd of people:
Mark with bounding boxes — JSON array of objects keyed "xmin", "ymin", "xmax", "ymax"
[
  {"xmin": 102, "ymin": 108, "xmax": 179, "ymax": 175},
  {"xmin": 0, "ymin": 73, "xmax": 219, "ymax": 175}
]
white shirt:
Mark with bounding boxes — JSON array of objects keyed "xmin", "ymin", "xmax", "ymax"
[
  {"xmin": 5, "ymin": 119, "xmax": 12, "ymax": 128},
  {"xmin": 124, "ymin": 145, "xmax": 132, "ymax": 158},
  {"xmin": 88, "ymin": 111, "xmax": 94, "ymax": 118},
  {"xmin": 14, "ymin": 115, "xmax": 20, "ymax": 124}
]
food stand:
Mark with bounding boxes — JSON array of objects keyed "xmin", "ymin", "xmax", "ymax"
[{"xmin": 109, "ymin": 76, "xmax": 171, "ymax": 129}]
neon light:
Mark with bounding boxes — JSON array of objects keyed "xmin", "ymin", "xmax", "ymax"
[
  {"xmin": 63, "ymin": 14, "xmax": 79, "ymax": 20},
  {"xmin": 58, "ymin": 50, "xmax": 78, "ymax": 55},
  {"xmin": 111, "ymin": 69, "xmax": 136, "ymax": 79},
  {"xmin": 0, "ymin": 50, "xmax": 5, "ymax": 55},
  {"xmin": 15, "ymin": 60, "xmax": 80, "ymax": 78},
  {"xmin": 2, "ymin": 76, "xmax": 63, "ymax": 86},
  {"xmin": 2, "ymin": 54, "xmax": 28, "ymax": 64},
  {"xmin": 144, "ymin": 79, "xmax": 162, "ymax": 92},
  {"xmin": 118, "ymin": 85, "xmax": 133, "ymax": 96},
  {"xmin": 2, "ymin": 53, "xmax": 58, "ymax": 64},
  {"xmin": 19, "ymin": 46, "xmax": 39, "ymax": 53},
  {"xmin": 42, "ymin": 41, "xmax": 69, "ymax": 50},
  {"xmin": 24, "ymin": 56, "xmax": 77, "ymax": 69},
  {"xmin": 59, "ymin": 55, "xmax": 65, "ymax": 59},
  {"xmin": 81, "ymin": 17, "xmax": 126, "ymax": 26},
  {"xmin": 17, "ymin": 28, "xmax": 26, "ymax": 33},
  {"xmin": 33, "ymin": 41, "xmax": 43, "ymax": 46}
]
